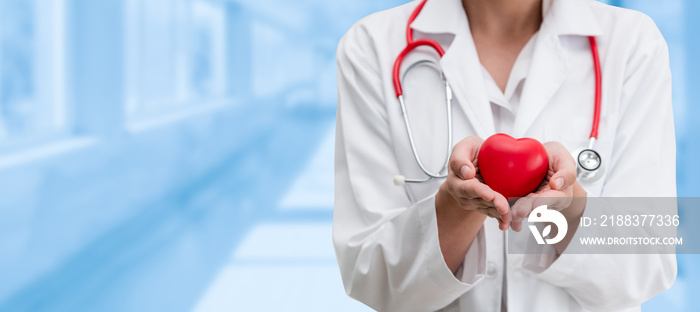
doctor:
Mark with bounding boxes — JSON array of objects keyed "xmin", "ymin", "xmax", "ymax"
[{"xmin": 333, "ymin": 0, "xmax": 676, "ymax": 311}]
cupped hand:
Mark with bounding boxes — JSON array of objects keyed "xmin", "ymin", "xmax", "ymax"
[
  {"xmin": 441, "ymin": 136, "xmax": 510, "ymax": 230},
  {"xmin": 509, "ymin": 141, "xmax": 577, "ymax": 231}
]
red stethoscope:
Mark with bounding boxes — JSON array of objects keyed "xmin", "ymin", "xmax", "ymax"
[{"xmin": 392, "ymin": 0, "xmax": 604, "ymax": 186}]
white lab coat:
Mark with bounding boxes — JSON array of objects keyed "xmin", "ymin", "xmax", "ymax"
[{"xmin": 332, "ymin": 0, "xmax": 677, "ymax": 311}]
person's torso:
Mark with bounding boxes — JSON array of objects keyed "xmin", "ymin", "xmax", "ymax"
[{"xmin": 345, "ymin": 0, "xmax": 660, "ymax": 310}]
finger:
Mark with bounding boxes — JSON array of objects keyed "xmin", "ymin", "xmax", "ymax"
[
  {"xmin": 531, "ymin": 190, "xmax": 572, "ymax": 211},
  {"xmin": 544, "ymin": 142, "xmax": 577, "ymax": 190},
  {"xmin": 454, "ymin": 178, "xmax": 497, "ymax": 201},
  {"xmin": 510, "ymin": 191, "xmax": 570, "ymax": 222},
  {"xmin": 484, "ymin": 192, "xmax": 510, "ymax": 231},
  {"xmin": 549, "ymin": 169, "xmax": 576, "ymax": 191},
  {"xmin": 510, "ymin": 195, "xmax": 537, "ymax": 223},
  {"xmin": 460, "ymin": 198, "xmax": 496, "ymax": 211},
  {"xmin": 449, "ymin": 136, "xmax": 483, "ymax": 179},
  {"xmin": 474, "ymin": 203, "xmax": 509, "ymax": 231},
  {"xmin": 510, "ymin": 220, "xmax": 523, "ymax": 232},
  {"xmin": 498, "ymin": 217, "xmax": 509, "ymax": 231},
  {"xmin": 492, "ymin": 192, "xmax": 510, "ymax": 218},
  {"xmin": 476, "ymin": 207, "xmax": 501, "ymax": 219},
  {"xmin": 473, "ymin": 196, "xmax": 509, "ymax": 231}
]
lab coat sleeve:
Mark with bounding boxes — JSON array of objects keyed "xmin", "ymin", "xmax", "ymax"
[
  {"xmin": 521, "ymin": 15, "xmax": 677, "ymax": 311},
  {"xmin": 333, "ymin": 24, "xmax": 484, "ymax": 311}
]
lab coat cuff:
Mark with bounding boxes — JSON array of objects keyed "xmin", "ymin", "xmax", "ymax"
[
  {"xmin": 458, "ymin": 225, "xmax": 487, "ymax": 284},
  {"xmin": 417, "ymin": 192, "xmax": 484, "ymax": 294}
]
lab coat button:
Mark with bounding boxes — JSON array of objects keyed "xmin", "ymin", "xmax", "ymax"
[{"xmin": 486, "ymin": 262, "xmax": 497, "ymax": 277}]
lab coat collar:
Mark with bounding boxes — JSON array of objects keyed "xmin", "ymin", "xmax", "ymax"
[
  {"xmin": 546, "ymin": 0, "xmax": 604, "ymax": 37},
  {"xmin": 410, "ymin": 0, "xmax": 602, "ymax": 138},
  {"xmin": 409, "ymin": 0, "xmax": 469, "ymax": 39},
  {"xmin": 410, "ymin": 0, "xmax": 603, "ymax": 38}
]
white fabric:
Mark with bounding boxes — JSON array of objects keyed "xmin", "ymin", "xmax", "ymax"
[
  {"xmin": 482, "ymin": 32, "xmax": 539, "ymax": 134},
  {"xmin": 333, "ymin": 0, "xmax": 677, "ymax": 311}
]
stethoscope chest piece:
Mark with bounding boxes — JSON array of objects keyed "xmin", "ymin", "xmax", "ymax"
[{"xmin": 571, "ymin": 148, "xmax": 606, "ymax": 185}]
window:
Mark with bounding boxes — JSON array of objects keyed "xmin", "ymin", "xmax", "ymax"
[
  {"xmin": 125, "ymin": 0, "xmax": 227, "ymax": 120},
  {"xmin": 0, "ymin": 0, "xmax": 66, "ymax": 146}
]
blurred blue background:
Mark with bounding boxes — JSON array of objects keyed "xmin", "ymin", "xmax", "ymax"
[{"xmin": 0, "ymin": 0, "xmax": 696, "ymax": 311}]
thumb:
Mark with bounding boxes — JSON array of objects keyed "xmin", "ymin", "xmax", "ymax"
[
  {"xmin": 449, "ymin": 136, "xmax": 483, "ymax": 180},
  {"xmin": 549, "ymin": 167, "xmax": 576, "ymax": 190},
  {"xmin": 544, "ymin": 142, "xmax": 577, "ymax": 190}
]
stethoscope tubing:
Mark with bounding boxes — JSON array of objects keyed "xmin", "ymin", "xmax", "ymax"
[
  {"xmin": 589, "ymin": 36, "xmax": 602, "ymax": 140},
  {"xmin": 397, "ymin": 61, "xmax": 454, "ymax": 182},
  {"xmin": 392, "ymin": 0, "xmax": 603, "ymax": 185}
]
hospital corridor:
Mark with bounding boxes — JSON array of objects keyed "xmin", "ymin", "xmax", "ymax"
[{"xmin": 0, "ymin": 0, "xmax": 699, "ymax": 311}]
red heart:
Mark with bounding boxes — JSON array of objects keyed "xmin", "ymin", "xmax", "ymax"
[{"xmin": 477, "ymin": 133, "xmax": 548, "ymax": 198}]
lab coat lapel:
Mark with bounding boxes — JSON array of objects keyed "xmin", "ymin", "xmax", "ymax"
[
  {"xmin": 439, "ymin": 34, "xmax": 496, "ymax": 139},
  {"xmin": 512, "ymin": 0, "xmax": 603, "ymax": 137},
  {"xmin": 512, "ymin": 17, "xmax": 567, "ymax": 138}
]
